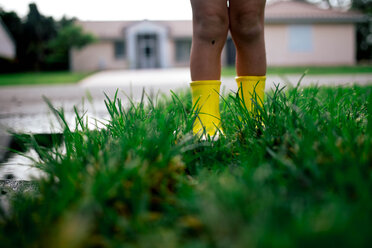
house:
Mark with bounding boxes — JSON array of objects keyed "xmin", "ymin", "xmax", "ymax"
[
  {"xmin": 71, "ymin": 20, "xmax": 192, "ymax": 71},
  {"xmin": 0, "ymin": 17, "xmax": 15, "ymax": 60},
  {"xmin": 71, "ymin": 0, "xmax": 364, "ymax": 72},
  {"xmin": 264, "ymin": 0, "xmax": 364, "ymax": 66}
]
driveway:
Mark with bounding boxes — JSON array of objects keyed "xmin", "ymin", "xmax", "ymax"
[{"xmin": 80, "ymin": 67, "xmax": 372, "ymax": 89}]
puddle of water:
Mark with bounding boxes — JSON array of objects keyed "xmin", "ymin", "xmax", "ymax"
[
  {"xmin": 0, "ymin": 114, "xmax": 109, "ymax": 181},
  {"xmin": 1, "ymin": 149, "xmax": 46, "ymax": 180},
  {"xmin": 0, "ymin": 91, "xmax": 146, "ymax": 184},
  {"xmin": 0, "ymin": 133, "xmax": 64, "ymax": 180},
  {"xmin": 0, "ymin": 111, "xmax": 110, "ymax": 134}
]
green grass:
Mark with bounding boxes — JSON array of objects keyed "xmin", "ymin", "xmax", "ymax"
[
  {"xmin": 1, "ymin": 84, "xmax": 371, "ymax": 247},
  {"xmin": 222, "ymin": 65, "xmax": 372, "ymax": 76},
  {"xmin": 0, "ymin": 71, "xmax": 92, "ymax": 86}
]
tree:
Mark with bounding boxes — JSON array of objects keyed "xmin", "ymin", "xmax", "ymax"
[
  {"xmin": 351, "ymin": 0, "xmax": 372, "ymax": 13},
  {"xmin": 0, "ymin": 8, "xmax": 23, "ymax": 72},
  {"xmin": 46, "ymin": 22, "xmax": 96, "ymax": 70},
  {"xmin": 22, "ymin": 3, "xmax": 57, "ymax": 70},
  {"xmin": 0, "ymin": 3, "xmax": 95, "ymax": 72},
  {"xmin": 351, "ymin": 0, "xmax": 372, "ymax": 62},
  {"xmin": 0, "ymin": 9, "xmax": 22, "ymax": 40}
]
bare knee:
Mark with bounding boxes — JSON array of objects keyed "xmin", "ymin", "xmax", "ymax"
[
  {"xmin": 193, "ymin": 11, "xmax": 229, "ymax": 46},
  {"xmin": 230, "ymin": 11, "xmax": 264, "ymax": 44}
]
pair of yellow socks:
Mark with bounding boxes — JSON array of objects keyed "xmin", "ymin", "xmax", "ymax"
[{"xmin": 190, "ymin": 76, "xmax": 266, "ymax": 136}]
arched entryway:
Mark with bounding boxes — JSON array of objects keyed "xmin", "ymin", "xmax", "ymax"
[{"xmin": 126, "ymin": 21, "xmax": 169, "ymax": 69}]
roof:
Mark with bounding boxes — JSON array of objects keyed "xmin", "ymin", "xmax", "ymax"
[
  {"xmin": 78, "ymin": 1, "xmax": 365, "ymax": 39},
  {"xmin": 77, "ymin": 20, "xmax": 192, "ymax": 40},
  {"xmin": 265, "ymin": 0, "xmax": 365, "ymax": 24},
  {"xmin": 0, "ymin": 17, "xmax": 16, "ymax": 59}
]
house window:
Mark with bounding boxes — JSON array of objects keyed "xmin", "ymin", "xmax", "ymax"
[
  {"xmin": 288, "ymin": 25, "xmax": 313, "ymax": 53},
  {"xmin": 175, "ymin": 39, "xmax": 191, "ymax": 62},
  {"xmin": 114, "ymin": 41, "xmax": 125, "ymax": 59}
]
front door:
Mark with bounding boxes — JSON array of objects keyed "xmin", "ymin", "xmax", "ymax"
[{"xmin": 136, "ymin": 34, "xmax": 159, "ymax": 69}]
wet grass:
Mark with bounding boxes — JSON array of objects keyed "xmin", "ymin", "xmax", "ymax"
[
  {"xmin": 0, "ymin": 83, "xmax": 371, "ymax": 247},
  {"xmin": 0, "ymin": 71, "xmax": 92, "ymax": 86}
]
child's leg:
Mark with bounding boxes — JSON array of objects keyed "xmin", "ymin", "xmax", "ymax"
[
  {"xmin": 190, "ymin": 0, "xmax": 229, "ymax": 136},
  {"xmin": 190, "ymin": 0, "xmax": 229, "ymax": 81},
  {"xmin": 229, "ymin": 0, "xmax": 267, "ymax": 113},
  {"xmin": 229, "ymin": 0, "xmax": 266, "ymax": 77}
]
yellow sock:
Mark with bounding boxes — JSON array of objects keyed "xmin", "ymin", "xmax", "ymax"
[
  {"xmin": 235, "ymin": 76, "xmax": 266, "ymax": 113},
  {"xmin": 190, "ymin": 80, "xmax": 222, "ymax": 137}
]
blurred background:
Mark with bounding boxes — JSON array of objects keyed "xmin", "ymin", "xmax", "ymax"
[{"xmin": 0, "ymin": 0, "xmax": 371, "ymax": 75}]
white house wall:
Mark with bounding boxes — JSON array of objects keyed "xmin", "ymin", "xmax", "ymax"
[
  {"xmin": 168, "ymin": 38, "xmax": 177, "ymax": 67},
  {"xmin": 265, "ymin": 24, "xmax": 356, "ymax": 66},
  {"xmin": 71, "ymin": 41, "xmax": 128, "ymax": 72},
  {"xmin": 71, "ymin": 21, "xmax": 358, "ymax": 71},
  {"xmin": 0, "ymin": 20, "xmax": 15, "ymax": 59}
]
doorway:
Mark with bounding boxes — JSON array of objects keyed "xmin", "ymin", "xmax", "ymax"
[
  {"xmin": 226, "ymin": 38, "xmax": 236, "ymax": 66},
  {"xmin": 136, "ymin": 34, "xmax": 159, "ymax": 69}
]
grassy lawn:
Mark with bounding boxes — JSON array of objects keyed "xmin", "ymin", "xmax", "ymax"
[
  {"xmin": 0, "ymin": 71, "xmax": 92, "ymax": 86},
  {"xmin": 1, "ymin": 85, "xmax": 371, "ymax": 247},
  {"xmin": 222, "ymin": 65, "xmax": 372, "ymax": 76}
]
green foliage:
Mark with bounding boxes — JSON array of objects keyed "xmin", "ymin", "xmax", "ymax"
[
  {"xmin": 0, "ymin": 3, "xmax": 95, "ymax": 72},
  {"xmin": 46, "ymin": 24, "xmax": 96, "ymax": 67},
  {"xmin": 16, "ymin": 3, "xmax": 57, "ymax": 70},
  {"xmin": 0, "ymin": 85, "xmax": 371, "ymax": 247},
  {"xmin": 352, "ymin": 0, "xmax": 372, "ymax": 14},
  {"xmin": 0, "ymin": 71, "xmax": 92, "ymax": 86},
  {"xmin": 351, "ymin": 0, "xmax": 372, "ymax": 62},
  {"xmin": 0, "ymin": 9, "xmax": 22, "ymax": 40}
]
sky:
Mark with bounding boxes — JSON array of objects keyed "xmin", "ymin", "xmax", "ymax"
[
  {"xmin": 0, "ymin": 0, "xmax": 193, "ymax": 21},
  {"xmin": 0, "ymin": 0, "xmax": 354, "ymax": 22}
]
